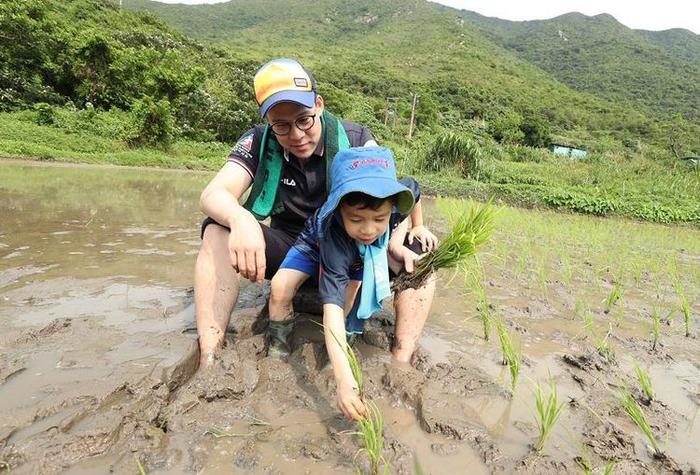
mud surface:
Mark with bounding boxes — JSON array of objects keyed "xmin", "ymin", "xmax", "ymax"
[{"xmin": 1, "ymin": 160, "xmax": 699, "ymax": 474}]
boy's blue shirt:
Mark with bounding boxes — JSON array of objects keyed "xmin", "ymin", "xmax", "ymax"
[{"xmin": 290, "ymin": 177, "xmax": 420, "ymax": 312}]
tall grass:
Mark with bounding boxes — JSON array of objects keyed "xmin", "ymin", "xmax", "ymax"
[
  {"xmin": 495, "ymin": 318, "xmax": 520, "ymax": 392},
  {"xmin": 393, "ymin": 200, "xmax": 495, "ymax": 290},
  {"xmin": 619, "ymin": 387, "xmax": 660, "ymax": 455},
  {"xmin": 533, "ymin": 378, "xmax": 565, "ymax": 453},
  {"xmin": 425, "ymin": 131, "xmax": 482, "ymax": 178},
  {"xmin": 631, "ymin": 358, "xmax": 654, "ymax": 402}
]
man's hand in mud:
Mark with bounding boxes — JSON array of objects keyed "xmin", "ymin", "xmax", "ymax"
[
  {"xmin": 337, "ymin": 384, "xmax": 368, "ymax": 421},
  {"xmin": 407, "ymin": 225, "xmax": 439, "ymax": 253},
  {"xmin": 229, "ymin": 211, "xmax": 266, "ymax": 283}
]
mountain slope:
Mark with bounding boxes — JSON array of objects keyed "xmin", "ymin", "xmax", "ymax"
[
  {"xmin": 125, "ymin": 0, "xmax": 681, "ymax": 150},
  {"xmin": 456, "ymin": 10, "xmax": 700, "ymax": 124}
]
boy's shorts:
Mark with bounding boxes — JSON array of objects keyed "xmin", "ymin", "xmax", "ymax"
[
  {"xmin": 279, "ymin": 236, "xmax": 424, "ymax": 284},
  {"xmin": 280, "ymin": 246, "xmax": 363, "ymax": 282}
]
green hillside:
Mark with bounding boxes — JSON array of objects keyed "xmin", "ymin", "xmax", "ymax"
[
  {"xmin": 456, "ymin": 10, "xmax": 700, "ymax": 125},
  {"xmin": 1, "ymin": 0, "xmax": 698, "ymax": 224}
]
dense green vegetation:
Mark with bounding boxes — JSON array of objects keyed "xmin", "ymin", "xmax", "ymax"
[
  {"xmin": 456, "ymin": 11, "xmax": 700, "ymax": 129},
  {"xmin": 1, "ymin": 0, "xmax": 698, "ymax": 225}
]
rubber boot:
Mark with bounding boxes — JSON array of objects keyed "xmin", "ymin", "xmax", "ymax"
[{"xmin": 267, "ymin": 319, "xmax": 294, "ymax": 358}]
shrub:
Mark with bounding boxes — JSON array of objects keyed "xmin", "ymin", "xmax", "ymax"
[
  {"xmin": 126, "ymin": 96, "xmax": 175, "ymax": 147},
  {"xmin": 34, "ymin": 102, "xmax": 55, "ymax": 125}
]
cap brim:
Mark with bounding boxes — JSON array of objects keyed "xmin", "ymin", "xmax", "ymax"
[
  {"xmin": 318, "ymin": 176, "xmax": 415, "ymax": 226},
  {"xmin": 260, "ymin": 90, "xmax": 316, "ymax": 116}
]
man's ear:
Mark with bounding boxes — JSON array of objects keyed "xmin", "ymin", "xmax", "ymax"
[{"xmin": 315, "ymin": 94, "xmax": 325, "ymax": 112}]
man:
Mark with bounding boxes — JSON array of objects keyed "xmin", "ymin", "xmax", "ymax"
[{"xmin": 194, "ymin": 58, "xmax": 434, "ymax": 368}]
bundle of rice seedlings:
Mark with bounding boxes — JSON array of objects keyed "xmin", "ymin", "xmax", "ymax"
[
  {"xmin": 632, "ymin": 358, "xmax": 654, "ymax": 403},
  {"xmin": 534, "ymin": 377, "xmax": 565, "ymax": 453},
  {"xmin": 393, "ymin": 200, "xmax": 495, "ymax": 291},
  {"xmin": 495, "ymin": 318, "xmax": 520, "ymax": 392},
  {"xmin": 619, "ymin": 387, "xmax": 661, "ymax": 455}
]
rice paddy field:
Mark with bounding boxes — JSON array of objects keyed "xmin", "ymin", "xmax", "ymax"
[{"xmin": 0, "ymin": 159, "xmax": 698, "ymax": 473}]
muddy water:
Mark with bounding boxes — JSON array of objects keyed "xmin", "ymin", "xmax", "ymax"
[{"xmin": 1, "ymin": 159, "xmax": 699, "ymax": 474}]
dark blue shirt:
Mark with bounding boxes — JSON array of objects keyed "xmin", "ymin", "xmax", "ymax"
[{"xmin": 291, "ymin": 177, "xmax": 421, "ymax": 308}]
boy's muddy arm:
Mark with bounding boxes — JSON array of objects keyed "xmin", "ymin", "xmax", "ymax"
[{"xmin": 323, "ymin": 303, "xmax": 367, "ymax": 421}]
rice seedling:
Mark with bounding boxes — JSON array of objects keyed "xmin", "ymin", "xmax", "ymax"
[
  {"xmin": 355, "ymin": 400, "xmax": 388, "ymax": 475},
  {"xmin": 495, "ymin": 318, "xmax": 520, "ymax": 392},
  {"xmin": 678, "ymin": 293, "xmax": 692, "ymax": 338},
  {"xmin": 575, "ymin": 457, "xmax": 616, "ymax": 475},
  {"xmin": 135, "ymin": 456, "xmax": 147, "ymax": 475},
  {"xmin": 631, "ymin": 358, "xmax": 654, "ymax": 403},
  {"xmin": 596, "ymin": 324, "xmax": 615, "ymax": 363},
  {"xmin": 604, "ymin": 282, "xmax": 623, "ymax": 314},
  {"xmin": 650, "ymin": 306, "xmax": 661, "ymax": 350},
  {"xmin": 468, "ymin": 267, "xmax": 491, "ymax": 341},
  {"xmin": 619, "ymin": 387, "xmax": 661, "ymax": 455},
  {"xmin": 329, "ymin": 329, "xmax": 388, "ymax": 475},
  {"xmin": 328, "ymin": 328, "xmax": 364, "ymax": 398},
  {"xmin": 413, "ymin": 453, "xmax": 426, "ymax": 475},
  {"xmin": 573, "ymin": 297, "xmax": 586, "ymax": 321},
  {"xmin": 392, "ymin": 200, "xmax": 495, "ymax": 291},
  {"xmin": 204, "ymin": 427, "xmax": 251, "ymax": 438},
  {"xmin": 533, "ymin": 377, "xmax": 565, "ymax": 453}
]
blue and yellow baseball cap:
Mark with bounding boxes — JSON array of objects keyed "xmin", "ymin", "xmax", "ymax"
[
  {"xmin": 317, "ymin": 147, "xmax": 415, "ymax": 227},
  {"xmin": 254, "ymin": 58, "xmax": 317, "ymax": 117}
]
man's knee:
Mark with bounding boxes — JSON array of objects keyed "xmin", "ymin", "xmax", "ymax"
[{"xmin": 200, "ymin": 223, "xmax": 229, "ymax": 257}]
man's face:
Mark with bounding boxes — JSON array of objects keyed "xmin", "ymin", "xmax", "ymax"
[
  {"xmin": 339, "ymin": 200, "xmax": 393, "ymax": 245},
  {"xmin": 266, "ymin": 95, "xmax": 324, "ymax": 159}
]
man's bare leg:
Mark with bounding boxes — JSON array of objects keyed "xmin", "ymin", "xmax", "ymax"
[
  {"xmin": 392, "ymin": 274, "xmax": 436, "ymax": 363},
  {"xmin": 195, "ymin": 224, "xmax": 240, "ymax": 367}
]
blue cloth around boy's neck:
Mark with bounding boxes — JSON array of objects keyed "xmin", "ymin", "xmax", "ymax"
[{"xmin": 355, "ymin": 228, "xmax": 391, "ymax": 321}]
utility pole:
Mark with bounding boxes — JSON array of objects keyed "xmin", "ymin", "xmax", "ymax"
[
  {"xmin": 384, "ymin": 97, "xmax": 398, "ymax": 128},
  {"xmin": 407, "ymin": 93, "xmax": 418, "ymax": 140}
]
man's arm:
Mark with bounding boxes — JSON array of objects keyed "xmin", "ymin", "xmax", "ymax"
[{"xmin": 199, "ymin": 162, "xmax": 266, "ymax": 283}]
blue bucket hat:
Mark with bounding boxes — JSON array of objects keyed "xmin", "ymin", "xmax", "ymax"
[{"xmin": 317, "ymin": 147, "xmax": 415, "ymax": 226}]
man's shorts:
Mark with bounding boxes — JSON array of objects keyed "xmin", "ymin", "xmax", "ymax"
[{"xmin": 200, "ymin": 217, "xmax": 298, "ymax": 280}]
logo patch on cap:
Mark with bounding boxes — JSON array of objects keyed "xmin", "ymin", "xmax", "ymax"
[{"xmin": 294, "ymin": 77, "xmax": 309, "ymax": 88}]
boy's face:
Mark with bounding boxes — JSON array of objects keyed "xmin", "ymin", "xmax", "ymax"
[
  {"xmin": 339, "ymin": 200, "xmax": 393, "ymax": 245},
  {"xmin": 266, "ymin": 95, "xmax": 324, "ymax": 159}
]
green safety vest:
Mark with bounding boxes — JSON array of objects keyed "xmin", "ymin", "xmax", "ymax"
[{"xmin": 243, "ymin": 110, "xmax": 350, "ymax": 220}]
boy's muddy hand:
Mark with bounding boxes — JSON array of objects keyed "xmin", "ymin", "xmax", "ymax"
[
  {"xmin": 337, "ymin": 384, "xmax": 368, "ymax": 421},
  {"xmin": 389, "ymin": 245, "xmax": 424, "ymax": 273},
  {"xmin": 408, "ymin": 225, "xmax": 439, "ymax": 253}
]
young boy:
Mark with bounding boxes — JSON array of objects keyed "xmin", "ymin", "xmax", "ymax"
[{"xmin": 267, "ymin": 146, "xmax": 437, "ymax": 421}]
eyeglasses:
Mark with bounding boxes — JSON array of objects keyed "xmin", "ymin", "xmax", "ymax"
[{"xmin": 269, "ymin": 113, "xmax": 317, "ymax": 136}]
